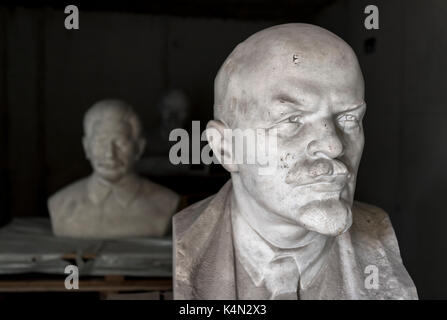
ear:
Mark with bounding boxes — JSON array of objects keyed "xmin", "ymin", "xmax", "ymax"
[
  {"xmin": 135, "ymin": 137, "xmax": 146, "ymax": 160},
  {"xmin": 206, "ymin": 120, "xmax": 238, "ymax": 173},
  {"xmin": 82, "ymin": 136, "xmax": 91, "ymax": 160}
]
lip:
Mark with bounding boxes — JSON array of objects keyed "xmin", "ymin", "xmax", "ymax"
[
  {"xmin": 98, "ymin": 163, "xmax": 122, "ymax": 169},
  {"xmin": 295, "ymin": 174, "xmax": 350, "ymax": 191},
  {"xmin": 309, "ymin": 181, "xmax": 346, "ymax": 192}
]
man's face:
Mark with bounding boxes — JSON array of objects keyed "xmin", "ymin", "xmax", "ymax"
[
  {"xmin": 85, "ymin": 119, "xmax": 139, "ymax": 182},
  {"xmin": 234, "ymin": 54, "xmax": 365, "ymax": 236}
]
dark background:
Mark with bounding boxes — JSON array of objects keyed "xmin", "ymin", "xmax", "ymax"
[{"xmin": 0, "ymin": 0, "xmax": 445, "ymax": 299}]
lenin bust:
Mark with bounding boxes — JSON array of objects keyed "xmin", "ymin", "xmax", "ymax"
[{"xmin": 173, "ymin": 24, "xmax": 417, "ymax": 300}]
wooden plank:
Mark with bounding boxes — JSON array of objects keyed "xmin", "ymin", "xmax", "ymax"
[
  {"xmin": 0, "ymin": 277, "xmax": 172, "ymax": 292},
  {"xmin": 61, "ymin": 253, "xmax": 97, "ymax": 260},
  {"xmin": 102, "ymin": 291, "xmax": 163, "ymax": 300}
]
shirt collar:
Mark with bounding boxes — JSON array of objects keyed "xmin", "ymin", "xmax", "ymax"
[
  {"xmin": 87, "ymin": 173, "xmax": 141, "ymax": 208},
  {"xmin": 231, "ymin": 204, "xmax": 334, "ymax": 292}
]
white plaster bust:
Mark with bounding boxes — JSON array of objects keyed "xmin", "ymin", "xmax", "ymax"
[
  {"xmin": 49, "ymin": 100, "xmax": 180, "ymax": 239},
  {"xmin": 173, "ymin": 24, "xmax": 418, "ymax": 299}
]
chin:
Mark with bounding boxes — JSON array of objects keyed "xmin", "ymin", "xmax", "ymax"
[{"xmin": 296, "ymin": 198, "xmax": 353, "ymax": 236}]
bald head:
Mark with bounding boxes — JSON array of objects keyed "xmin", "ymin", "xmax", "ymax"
[
  {"xmin": 84, "ymin": 99, "xmax": 143, "ymax": 140},
  {"xmin": 82, "ymin": 99, "xmax": 146, "ymax": 182},
  {"xmin": 214, "ymin": 23, "xmax": 364, "ymax": 128}
]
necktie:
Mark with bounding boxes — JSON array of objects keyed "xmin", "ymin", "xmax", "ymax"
[{"xmin": 263, "ymin": 255, "xmax": 300, "ymax": 300}]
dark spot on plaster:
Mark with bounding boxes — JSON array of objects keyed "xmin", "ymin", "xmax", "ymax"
[{"xmin": 292, "ymin": 54, "xmax": 299, "ymax": 64}]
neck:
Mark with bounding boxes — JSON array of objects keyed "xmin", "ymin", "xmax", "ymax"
[
  {"xmin": 231, "ymin": 174, "xmax": 323, "ymax": 249},
  {"xmin": 92, "ymin": 172, "xmax": 134, "ymax": 186}
]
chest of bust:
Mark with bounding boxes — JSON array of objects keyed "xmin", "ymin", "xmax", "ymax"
[{"xmin": 60, "ymin": 193, "xmax": 167, "ymax": 238}]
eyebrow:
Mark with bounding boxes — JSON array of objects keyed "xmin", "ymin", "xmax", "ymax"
[
  {"xmin": 272, "ymin": 93, "xmax": 305, "ymax": 106},
  {"xmin": 338, "ymin": 102, "xmax": 366, "ymax": 113}
]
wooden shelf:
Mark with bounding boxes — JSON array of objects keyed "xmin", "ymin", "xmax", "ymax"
[{"xmin": 0, "ymin": 275, "xmax": 172, "ymax": 293}]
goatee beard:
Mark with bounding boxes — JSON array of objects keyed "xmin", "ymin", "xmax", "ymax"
[{"xmin": 296, "ymin": 198, "xmax": 353, "ymax": 236}]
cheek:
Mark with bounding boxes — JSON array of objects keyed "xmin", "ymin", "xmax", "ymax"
[
  {"xmin": 244, "ymin": 156, "xmax": 295, "ymax": 204},
  {"xmin": 239, "ymin": 164, "xmax": 281, "ymax": 199},
  {"xmin": 120, "ymin": 152, "xmax": 134, "ymax": 165},
  {"xmin": 277, "ymin": 138, "xmax": 308, "ymax": 175},
  {"xmin": 117, "ymin": 144, "xmax": 135, "ymax": 158},
  {"xmin": 344, "ymin": 131, "xmax": 364, "ymax": 165},
  {"xmin": 90, "ymin": 147, "xmax": 103, "ymax": 160},
  {"xmin": 278, "ymin": 152, "xmax": 295, "ymax": 170}
]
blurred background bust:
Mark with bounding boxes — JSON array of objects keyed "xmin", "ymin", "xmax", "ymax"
[
  {"xmin": 158, "ymin": 89, "xmax": 190, "ymax": 140},
  {"xmin": 143, "ymin": 89, "xmax": 191, "ymax": 158},
  {"xmin": 48, "ymin": 99, "xmax": 180, "ymax": 239}
]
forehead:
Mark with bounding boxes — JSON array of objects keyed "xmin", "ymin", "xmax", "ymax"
[
  {"xmin": 229, "ymin": 29, "xmax": 364, "ymax": 120},
  {"xmin": 267, "ymin": 71, "xmax": 364, "ymax": 111},
  {"xmin": 91, "ymin": 118, "xmax": 131, "ymax": 136},
  {"xmin": 259, "ymin": 39, "xmax": 363, "ymax": 101},
  {"xmin": 233, "ymin": 63, "xmax": 364, "ymax": 126}
]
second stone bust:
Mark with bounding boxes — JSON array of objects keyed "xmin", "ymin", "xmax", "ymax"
[{"xmin": 48, "ymin": 99, "xmax": 180, "ymax": 239}]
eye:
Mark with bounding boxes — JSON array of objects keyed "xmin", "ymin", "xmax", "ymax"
[
  {"xmin": 271, "ymin": 114, "xmax": 303, "ymax": 137},
  {"xmin": 288, "ymin": 115, "xmax": 302, "ymax": 124},
  {"xmin": 337, "ymin": 114, "xmax": 360, "ymax": 130},
  {"xmin": 115, "ymin": 139, "xmax": 129, "ymax": 148}
]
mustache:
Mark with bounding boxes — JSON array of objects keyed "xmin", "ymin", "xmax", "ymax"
[
  {"xmin": 96, "ymin": 160, "xmax": 124, "ymax": 168},
  {"xmin": 285, "ymin": 158, "xmax": 351, "ymax": 186}
]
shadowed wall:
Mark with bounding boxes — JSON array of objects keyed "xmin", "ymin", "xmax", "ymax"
[{"xmin": 0, "ymin": 0, "xmax": 446, "ymax": 298}]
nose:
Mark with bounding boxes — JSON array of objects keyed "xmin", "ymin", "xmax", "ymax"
[
  {"xmin": 104, "ymin": 141, "xmax": 116, "ymax": 159},
  {"xmin": 306, "ymin": 119, "xmax": 344, "ymax": 159}
]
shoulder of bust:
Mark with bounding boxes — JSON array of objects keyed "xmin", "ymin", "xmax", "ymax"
[
  {"xmin": 48, "ymin": 177, "xmax": 89, "ymax": 214},
  {"xmin": 140, "ymin": 178, "xmax": 179, "ymax": 199},
  {"xmin": 351, "ymin": 201, "xmax": 392, "ymax": 232},
  {"xmin": 173, "ymin": 180, "xmax": 236, "ymax": 242},
  {"xmin": 138, "ymin": 178, "xmax": 180, "ymax": 211},
  {"xmin": 350, "ymin": 201, "xmax": 402, "ymax": 255},
  {"xmin": 347, "ymin": 201, "xmax": 418, "ymax": 299},
  {"xmin": 173, "ymin": 195, "xmax": 215, "ymax": 240}
]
